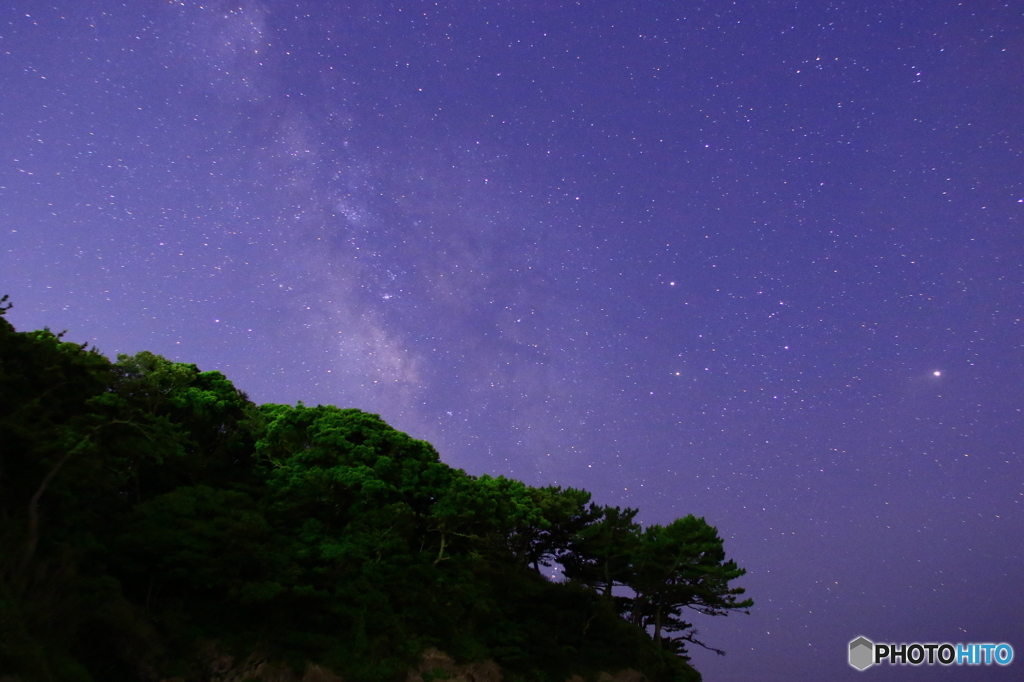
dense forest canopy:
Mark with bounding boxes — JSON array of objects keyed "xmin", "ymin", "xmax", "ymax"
[{"xmin": 0, "ymin": 297, "xmax": 751, "ymax": 682}]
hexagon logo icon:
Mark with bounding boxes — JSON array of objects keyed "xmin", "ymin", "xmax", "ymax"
[{"xmin": 849, "ymin": 636, "xmax": 874, "ymax": 670}]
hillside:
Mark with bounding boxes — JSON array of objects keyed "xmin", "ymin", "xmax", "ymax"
[{"xmin": 0, "ymin": 300, "xmax": 749, "ymax": 681}]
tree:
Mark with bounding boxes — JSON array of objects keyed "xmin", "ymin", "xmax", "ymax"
[
  {"xmin": 427, "ymin": 473, "xmax": 545, "ymax": 566},
  {"xmin": 0, "ymin": 300, "xmax": 733, "ymax": 682},
  {"xmin": 110, "ymin": 351, "xmax": 257, "ymax": 494},
  {"xmin": 627, "ymin": 516, "xmax": 752, "ymax": 655},
  {"xmin": 562, "ymin": 505, "xmax": 641, "ymax": 597},
  {"xmin": 506, "ymin": 486, "xmax": 595, "ymax": 573},
  {"xmin": 0, "ymin": 303, "xmax": 121, "ymax": 584}
]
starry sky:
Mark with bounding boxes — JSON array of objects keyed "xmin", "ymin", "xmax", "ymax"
[{"xmin": 2, "ymin": 1, "xmax": 1022, "ymax": 680}]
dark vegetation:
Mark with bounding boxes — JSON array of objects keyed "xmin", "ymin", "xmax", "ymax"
[{"xmin": 0, "ymin": 297, "xmax": 751, "ymax": 681}]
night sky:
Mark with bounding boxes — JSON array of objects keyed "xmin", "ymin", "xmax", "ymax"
[{"xmin": 2, "ymin": 1, "xmax": 1022, "ymax": 680}]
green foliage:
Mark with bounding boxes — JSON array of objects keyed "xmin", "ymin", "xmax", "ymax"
[
  {"xmin": 0, "ymin": 302, "xmax": 748, "ymax": 681},
  {"xmin": 562, "ymin": 504, "xmax": 641, "ymax": 602},
  {"xmin": 628, "ymin": 516, "xmax": 754, "ymax": 656}
]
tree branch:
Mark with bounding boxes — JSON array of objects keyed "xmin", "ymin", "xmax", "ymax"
[{"xmin": 16, "ymin": 419, "xmax": 153, "ymax": 581}]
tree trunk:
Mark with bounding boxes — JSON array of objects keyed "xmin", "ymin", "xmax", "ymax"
[
  {"xmin": 434, "ymin": 531, "xmax": 447, "ymax": 565},
  {"xmin": 18, "ymin": 449, "xmax": 75, "ymax": 579},
  {"xmin": 653, "ymin": 603, "xmax": 663, "ymax": 648}
]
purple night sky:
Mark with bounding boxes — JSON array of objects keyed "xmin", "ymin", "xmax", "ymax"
[{"xmin": 2, "ymin": 1, "xmax": 1022, "ymax": 679}]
